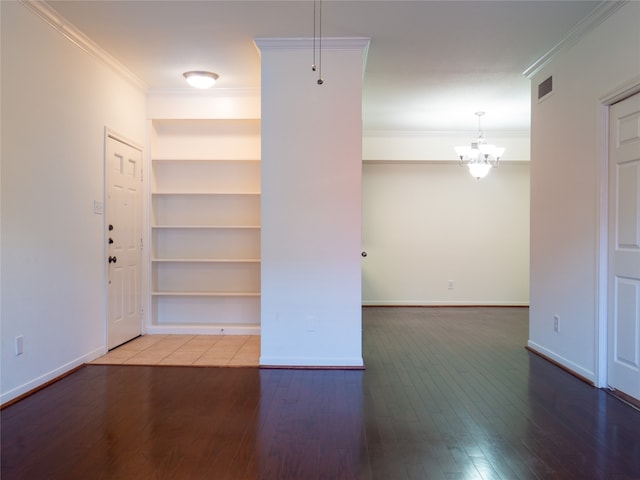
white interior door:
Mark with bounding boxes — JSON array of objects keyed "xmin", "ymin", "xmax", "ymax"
[
  {"xmin": 608, "ymin": 91, "xmax": 640, "ymax": 400},
  {"xmin": 106, "ymin": 134, "xmax": 143, "ymax": 349}
]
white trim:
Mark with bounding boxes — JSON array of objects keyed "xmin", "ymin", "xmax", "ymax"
[
  {"xmin": 595, "ymin": 79, "xmax": 640, "ymax": 389},
  {"xmin": 363, "ymin": 129, "xmax": 530, "ymax": 139},
  {"xmin": 595, "ymin": 102, "xmax": 610, "ymax": 388},
  {"xmin": 103, "ymin": 129, "xmax": 146, "ymax": 349},
  {"xmin": 600, "ymin": 74, "xmax": 640, "ymax": 106},
  {"xmin": 254, "ymin": 37, "xmax": 370, "ymax": 76},
  {"xmin": 20, "ymin": 0, "xmax": 148, "ymax": 92},
  {"xmin": 146, "ymin": 324, "xmax": 261, "ymax": 335},
  {"xmin": 254, "ymin": 36, "xmax": 370, "ymax": 51},
  {"xmin": 148, "ymin": 87, "xmax": 261, "ymax": 98},
  {"xmin": 0, "ymin": 347, "xmax": 105, "ymax": 406},
  {"xmin": 362, "ymin": 301, "xmax": 530, "ymax": 307},
  {"xmin": 362, "ymin": 159, "xmax": 529, "ymax": 166},
  {"xmin": 259, "ymin": 356, "xmax": 364, "ymax": 368},
  {"xmin": 523, "ymin": 1, "xmax": 628, "ymax": 79},
  {"xmin": 527, "ymin": 341, "xmax": 596, "ymax": 382},
  {"xmin": 105, "ymin": 129, "xmax": 143, "ymax": 153},
  {"xmin": 144, "ymin": 121, "xmax": 154, "ymax": 336}
]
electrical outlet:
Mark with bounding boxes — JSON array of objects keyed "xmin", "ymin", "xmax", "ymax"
[
  {"xmin": 553, "ymin": 315, "xmax": 560, "ymax": 333},
  {"xmin": 447, "ymin": 280, "xmax": 455, "ymax": 290},
  {"xmin": 306, "ymin": 315, "xmax": 316, "ymax": 332},
  {"xmin": 15, "ymin": 335, "xmax": 24, "ymax": 356}
]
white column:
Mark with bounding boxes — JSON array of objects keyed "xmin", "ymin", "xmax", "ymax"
[{"xmin": 256, "ymin": 37, "xmax": 369, "ymax": 367}]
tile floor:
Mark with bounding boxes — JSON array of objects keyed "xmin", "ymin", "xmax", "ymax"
[{"xmin": 90, "ymin": 335, "xmax": 260, "ymax": 367}]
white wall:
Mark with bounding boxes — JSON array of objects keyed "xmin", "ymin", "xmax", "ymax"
[
  {"xmin": 364, "ymin": 131, "xmax": 530, "ymax": 162},
  {"xmin": 363, "ymin": 162, "xmax": 530, "ymax": 305},
  {"xmin": 0, "ymin": 2, "xmax": 146, "ymax": 404},
  {"xmin": 529, "ymin": 1, "xmax": 640, "ymax": 382},
  {"xmin": 258, "ymin": 39, "xmax": 367, "ymax": 367}
]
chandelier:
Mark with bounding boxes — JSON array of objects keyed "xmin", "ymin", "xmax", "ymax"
[{"xmin": 454, "ymin": 112, "xmax": 505, "ymax": 179}]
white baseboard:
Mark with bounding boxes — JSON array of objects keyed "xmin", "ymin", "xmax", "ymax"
[
  {"xmin": 260, "ymin": 355, "xmax": 364, "ymax": 368},
  {"xmin": 527, "ymin": 340, "xmax": 595, "ymax": 383},
  {"xmin": 1, "ymin": 346, "xmax": 106, "ymax": 406},
  {"xmin": 145, "ymin": 324, "xmax": 260, "ymax": 335}
]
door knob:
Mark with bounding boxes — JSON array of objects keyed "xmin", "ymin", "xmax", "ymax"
[
  {"xmin": 361, "ymin": 251, "xmax": 367, "ymax": 257},
  {"xmin": 108, "ymin": 256, "xmax": 117, "ymax": 264},
  {"xmin": 108, "ymin": 224, "xmax": 114, "ymax": 231},
  {"xmin": 108, "ymin": 238, "xmax": 114, "ymax": 244}
]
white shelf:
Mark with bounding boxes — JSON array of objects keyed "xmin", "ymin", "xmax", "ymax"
[
  {"xmin": 152, "ymin": 225, "xmax": 260, "ymax": 229},
  {"xmin": 151, "ymin": 192, "xmax": 260, "ymax": 196},
  {"xmin": 152, "ymin": 291, "xmax": 261, "ymax": 297},
  {"xmin": 152, "ymin": 157, "xmax": 260, "ymax": 193},
  {"xmin": 152, "ymin": 194, "xmax": 260, "ymax": 227},
  {"xmin": 152, "ymin": 158, "xmax": 260, "ymax": 163},
  {"xmin": 152, "ymin": 258, "xmax": 260, "ymax": 263},
  {"xmin": 149, "ymin": 118, "xmax": 261, "ymax": 330}
]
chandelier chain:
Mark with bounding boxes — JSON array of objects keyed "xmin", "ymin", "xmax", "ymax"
[{"xmin": 312, "ymin": 0, "xmax": 324, "ymax": 85}]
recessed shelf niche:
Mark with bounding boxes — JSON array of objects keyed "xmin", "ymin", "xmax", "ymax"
[{"xmin": 149, "ymin": 119, "xmax": 261, "ymax": 334}]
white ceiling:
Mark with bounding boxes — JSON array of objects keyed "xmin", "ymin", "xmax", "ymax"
[{"xmin": 47, "ymin": 0, "xmax": 602, "ymax": 134}]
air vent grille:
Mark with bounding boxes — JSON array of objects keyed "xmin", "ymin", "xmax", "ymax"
[{"xmin": 538, "ymin": 76, "xmax": 553, "ymax": 101}]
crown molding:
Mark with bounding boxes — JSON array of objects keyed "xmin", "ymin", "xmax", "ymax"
[
  {"xmin": 148, "ymin": 87, "xmax": 261, "ymax": 98},
  {"xmin": 362, "ymin": 159, "xmax": 529, "ymax": 165},
  {"xmin": 254, "ymin": 37, "xmax": 370, "ymax": 52},
  {"xmin": 523, "ymin": 0, "xmax": 627, "ymax": 79},
  {"xmin": 21, "ymin": 1, "xmax": 148, "ymax": 92},
  {"xmin": 363, "ymin": 129, "xmax": 530, "ymax": 138},
  {"xmin": 255, "ymin": 37, "xmax": 370, "ymax": 76}
]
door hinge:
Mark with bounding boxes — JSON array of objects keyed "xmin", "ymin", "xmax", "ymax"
[
  {"xmin": 140, "ymin": 238, "xmax": 144, "ymax": 250},
  {"xmin": 140, "ymin": 307, "xmax": 144, "ymax": 319}
]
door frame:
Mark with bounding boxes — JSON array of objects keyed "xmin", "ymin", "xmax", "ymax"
[
  {"xmin": 103, "ymin": 127, "xmax": 146, "ymax": 349},
  {"xmin": 595, "ymin": 77, "xmax": 640, "ymax": 388}
]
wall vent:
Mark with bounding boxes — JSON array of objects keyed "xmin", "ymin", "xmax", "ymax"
[{"xmin": 538, "ymin": 76, "xmax": 553, "ymax": 101}]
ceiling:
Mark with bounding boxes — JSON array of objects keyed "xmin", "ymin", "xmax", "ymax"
[{"xmin": 46, "ymin": 0, "xmax": 602, "ymax": 134}]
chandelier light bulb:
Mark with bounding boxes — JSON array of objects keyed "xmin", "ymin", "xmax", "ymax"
[{"xmin": 468, "ymin": 162, "xmax": 492, "ymax": 179}]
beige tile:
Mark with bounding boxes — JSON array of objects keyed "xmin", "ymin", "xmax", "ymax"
[
  {"xmin": 192, "ymin": 358, "xmax": 230, "ymax": 366},
  {"xmin": 90, "ymin": 350, "xmax": 135, "ymax": 364},
  {"xmin": 158, "ymin": 350, "xmax": 203, "ymax": 366},
  {"xmin": 152, "ymin": 336, "xmax": 193, "ymax": 350},
  {"xmin": 177, "ymin": 344, "xmax": 213, "ymax": 354},
  {"xmin": 228, "ymin": 357, "xmax": 259, "ymax": 367},
  {"xmin": 91, "ymin": 334, "xmax": 260, "ymax": 367},
  {"xmin": 198, "ymin": 348, "xmax": 236, "ymax": 359},
  {"xmin": 184, "ymin": 335, "xmax": 221, "ymax": 345},
  {"xmin": 194, "ymin": 351, "xmax": 234, "ymax": 365},
  {"xmin": 218, "ymin": 335, "xmax": 250, "ymax": 344},
  {"xmin": 182, "ymin": 336, "xmax": 222, "ymax": 352},
  {"xmin": 123, "ymin": 351, "xmax": 169, "ymax": 365},
  {"xmin": 228, "ymin": 350, "xmax": 260, "ymax": 365},
  {"xmin": 131, "ymin": 335, "xmax": 169, "ymax": 346},
  {"xmin": 114, "ymin": 336, "xmax": 165, "ymax": 354},
  {"xmin": 212, "ymin": 337, "xmax": 249, "ymax": 352},
  {"xmin": 238, "ymin": 341, "xmax": 260, "ymax": 352}
]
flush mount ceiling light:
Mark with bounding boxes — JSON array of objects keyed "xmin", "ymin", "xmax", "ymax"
[
  {"xmin": 183, "ymin": 71, "xmax": 219, "ymax": 89},
  {"xmin": 454, "ymin": 112, "xmax": 505, "ymax": 179}
]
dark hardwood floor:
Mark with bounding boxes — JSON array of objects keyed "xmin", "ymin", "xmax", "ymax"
[{"xmin": 2, "ymin": 307, "xmax": 639, "ymax": 479}]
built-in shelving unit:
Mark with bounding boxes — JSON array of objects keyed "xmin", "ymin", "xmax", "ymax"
[{"xmin": 149, "ymin": 119, "xmax": 260, "ymax": 334}]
